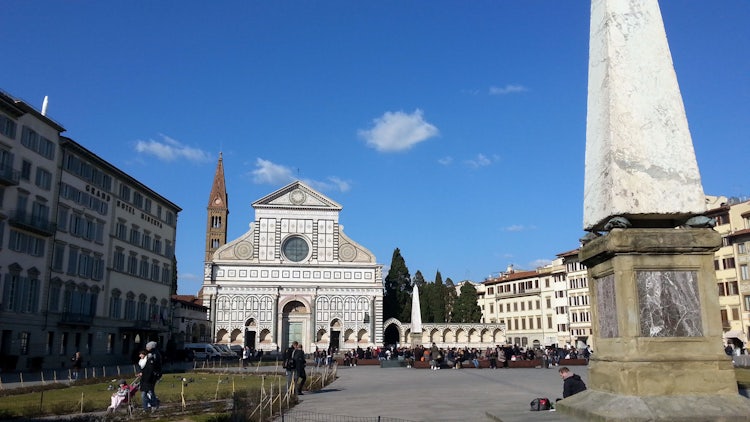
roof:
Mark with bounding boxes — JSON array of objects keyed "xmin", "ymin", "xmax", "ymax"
[{"xmin": 483, "ymin": 270, "xmax": 540, "ymax": 285}]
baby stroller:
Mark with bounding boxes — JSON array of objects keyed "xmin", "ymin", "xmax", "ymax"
[{"xmin": 107, "ymin": 376, "xmax": 141, "ymax": 416}]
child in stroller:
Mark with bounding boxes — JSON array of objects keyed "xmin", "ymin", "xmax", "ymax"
[{"xmin": 107, "ymin": 377, "xmax": 140, "ymax": 413}]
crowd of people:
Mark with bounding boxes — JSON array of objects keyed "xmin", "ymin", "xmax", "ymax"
[{"xmin": 303, "ymin": 343, "xmax": 591, "ymax": 370}]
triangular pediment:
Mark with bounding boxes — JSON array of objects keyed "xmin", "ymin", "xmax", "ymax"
[{"xmin": 252, "ymin": 180, "xmax": 342, "ymax": 211}]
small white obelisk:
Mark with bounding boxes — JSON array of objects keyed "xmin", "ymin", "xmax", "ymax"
[{"xmin": 410, "ymin": 284, "xmax": 423, "ymax": 346}]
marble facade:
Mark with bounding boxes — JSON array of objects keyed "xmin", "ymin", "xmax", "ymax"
[{"xmin": 202, "ymin": 181, "xmax": 384, "ymax": 353}]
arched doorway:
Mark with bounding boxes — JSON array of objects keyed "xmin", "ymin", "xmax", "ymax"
[
  {"xmin": 245, "ymin": 318, "xmax": 257, "ymax": 350},
  {"xmin": 330, "ymin": 319, "xmax": 342, "ymax": 351},
  {"xmin": 384, "ymin": 324, "xmax": 400, "ymax": 346},
  {"xmin": 282, "ymin": 300, "xmax": 308, "ymax": 349}
]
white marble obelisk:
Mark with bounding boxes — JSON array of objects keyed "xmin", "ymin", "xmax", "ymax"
[
  {"xmin": 411, "ymin": 284, "xmax": 422, "ymax": 335},
  {"xmin": 583, "ymin": 0, "xmax": 706, "ymax": 231},
  {"xmin": 559, "ymin": 2, "xmax": 750, "ymax": 420},
  {"xmin": 410, "ymin": 284, "xmax": 423, "ymax": 347}
]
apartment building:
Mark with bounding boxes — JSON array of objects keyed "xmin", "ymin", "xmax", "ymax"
[
  {"xmin": 0, "ymin": 91, "xmax": 180, "ymax": 371},
  {"xmin": 481, "ymin": 265, "xmax": 555, "ymax": 348},
  {"xmin": 706, "ymin": 196, "xmax": 750, "ymax": 345}
]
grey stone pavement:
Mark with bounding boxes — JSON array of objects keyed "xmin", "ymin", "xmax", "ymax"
[{"xmin": 284, "ymin": 364, "xmax": 584, "ymax": 422}]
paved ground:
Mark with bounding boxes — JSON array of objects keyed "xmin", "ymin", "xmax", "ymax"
[{"xmin": 282, "ymin": 364, "xmax": 584, "ymax": 422}]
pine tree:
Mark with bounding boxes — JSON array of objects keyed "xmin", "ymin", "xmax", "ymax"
[
  {"xmin": 413, "ymin": 271, "xmax": 431, "ymax": 323},
  {"xmin": 431, "ymin": 270, "xmax": 447, "ymax": 323},
  {"xmin": 444, "ymin": 277, "xmax": 457, "ymax": 322},
  {"xmin": 383, "ymin": 248, "xmax": 411, "ymax": 321},
  {"xmin": 453, "ymin": 282, "xmax": 482, "ymax": 323}
]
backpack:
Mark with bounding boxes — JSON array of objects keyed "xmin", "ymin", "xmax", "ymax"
[
  {"xmin": 530, "ymin": 397, "xmax": 551, "ymax": 411},
  {"xmin": 284, "ymin": 358, "xmax": 296, "ymax": 370}
]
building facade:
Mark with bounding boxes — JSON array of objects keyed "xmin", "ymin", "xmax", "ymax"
[
  {"xmin": 202, "ymin": 174, "xmax": 384, "ymax": 353},
  {"xmin": 706, "ymin": 196, "xmax": 750, "ymax": 346},
  {"xmin": 0, "ymin": 91, "xmax": 180, "ymax": 371}
]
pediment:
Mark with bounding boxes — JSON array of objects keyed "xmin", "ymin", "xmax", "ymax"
[{"xmin": 252, "ymin": 180, "xmax": 342, "ymax": 211}]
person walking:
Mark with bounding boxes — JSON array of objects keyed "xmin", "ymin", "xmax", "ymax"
[
  {"xmin": 284, "ymin": 341, "xmax": 298, "ymax": 393},
  {"xmin": 71, "ymin": 351, "xmax": 82, "ymax": 380},
  {"xmin": 294, "ymin": 342, "xmax": 307, "ymax": 394},
  {"xmin": 138, "ymin": 341, "xmax": 162, "ymax": 412}
]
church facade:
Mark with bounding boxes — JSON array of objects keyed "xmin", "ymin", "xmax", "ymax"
[{"xmin": 201, "ymin": 159, "xmax": 383, "ymax": 353}]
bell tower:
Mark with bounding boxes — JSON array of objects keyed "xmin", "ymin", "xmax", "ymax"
[{"xmin": 205, "ymin": 153, "xmax": 228, "ymax": 261}]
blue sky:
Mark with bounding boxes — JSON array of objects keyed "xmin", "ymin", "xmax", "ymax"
[{"xmin": 3, "ymin": 1, "xmax": 748, "ymax": 295}]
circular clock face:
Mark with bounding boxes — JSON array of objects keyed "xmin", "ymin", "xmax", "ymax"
[
  {"xmin": 214, "ymin": 198, "xmax": 222, "ymax": 205},
  {"xmin": 282, "ymin": 236, "xmax": 309, "ymax": 262}
]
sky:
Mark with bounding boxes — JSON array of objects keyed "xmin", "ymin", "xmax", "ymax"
[{"xmin": 2, "ymin": 1, "xmax": 748, "ymax": 295}]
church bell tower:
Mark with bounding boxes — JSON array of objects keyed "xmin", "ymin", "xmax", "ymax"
[{"xmin": 205, "ymin": 153, "xmax": 229, "ymax": 261}]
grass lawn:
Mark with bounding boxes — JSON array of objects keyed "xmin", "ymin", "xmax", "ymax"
[{"xmin": 0, "ymin": 372, "xmax": 289, "ymax": 419}]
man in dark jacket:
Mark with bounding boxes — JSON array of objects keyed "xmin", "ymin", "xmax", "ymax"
[
  {"xmin": 559, "ymin": 366, "xmax": 587, "ymax": 398},
  {"xmin": 138, "ymin": 341, "xmax": 162, "ymax": 412},
  {"xmin": 293, "ymin": 343, "xmax": 307, "ymax": 394}
]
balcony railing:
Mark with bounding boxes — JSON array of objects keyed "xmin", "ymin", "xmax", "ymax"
[
  {"xmin": 8, "ymin": 210, "xmax": 56, "ymax": 236},
  {"xmin": 0, "ymin": 165, "xmax": 20, "ymax": 186},
  {"xmin": 59, "ymin": 312, "xmax": 94, "ymax": 326},
  {"xmin": 497, "ymin": 287, "xmax": 541, "ymax": 298}
]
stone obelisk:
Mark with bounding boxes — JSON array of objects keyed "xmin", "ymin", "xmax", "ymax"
[
  {"xmin": 557, "ymin": 1, "xmax": 750, "ymax": 420},
  {"xmin": 410, "ymin": 284, "xmax": 423, "ymax": 347}
]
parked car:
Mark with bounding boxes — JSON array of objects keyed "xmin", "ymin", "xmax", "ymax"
[{"xmin": 184, "ymin": 343, "xmax": 223, "ymax": 360}]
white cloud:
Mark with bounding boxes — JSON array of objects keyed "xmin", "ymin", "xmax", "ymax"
[
  {"xmin": 134, "ymin": 134, "xmax": 212, "ymax": 163},
  {"xmin": 489, "ymin": 84, "xmax": 527, "ymax": 95},
  {"xmin": 251, "ymin": 158, "xmax": 351, "ymax": 192},
  {"xmin": 358, "ymin": 109, "xmax": 439, "ymax": 152},
  {"xmin": 438, "ymin": 156, "xmax": 453, "ymax": 166},
  {"xmin": 529, "ymin": 258, "xmax": 552, "ymax": 269},
  {"xmin": 464, "ymin": 153, "xmax": 492, "ymax": 168},
  {"xmin": 503, "ymin": 224, "xmax": 537, "ymax": 232},
  {"xmin": 252, "ymin": 158, "xmax": 295, "ymax": 185}
]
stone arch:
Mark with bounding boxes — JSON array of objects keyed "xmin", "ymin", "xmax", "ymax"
[
  {"xmin": 480, "ymin": 328, "xmax": 491, "ymax": 343},
  {"xmin": 383, "ymin": 318, "xmax": 403, "ymax": 346},
  {"xmin": 344, "ymin": 328, "xmax": 355, "ymax": 345},
  {"xmin": 357, "ymin": 329, "xmax": 369, "ymax": 344},
  {"xmin": 445, "ymin": 329, "xmax": 455, "ymax": 343},
  {"xmin": 317, "ymin": 329, "xmax": 329, "ymax": 343},
  {"xmin": 469, "ymin": 328, "xmax": 481, "ymax": 343},
  {"xmin": 259, "ymin": 329, "xmax": 272, "ymax": 344},
  {"xmin": 216, "ymin": 329, "xmax": 230, "ymax": 343},
  {"xmin": 429, "ymin": 328, "xmax": 440, "ymax": 343},
  {"xmin": 230, "ymin": 328, "xmax": 242, "ymax": 343}
]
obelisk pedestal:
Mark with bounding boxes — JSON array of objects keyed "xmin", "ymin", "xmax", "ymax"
[
  {"xmin": 556, "ymin": 229, "xmax": 750, "ymax": 421},
  {"xmin": 558, "ymin": 0, "xmax": 750, "ymax": 420}
]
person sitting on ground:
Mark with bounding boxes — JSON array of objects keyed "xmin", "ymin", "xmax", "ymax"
[{"xmin": 559, "ymin": 366, "xmax": 587, "ymax": 398}]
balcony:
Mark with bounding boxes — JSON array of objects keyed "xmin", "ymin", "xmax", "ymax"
[
  {"xmin": 0, "ymin": 165, "xmax": 20, "ymax": 186},
  {"xmin": 497, "ymin": 287, "xmax": 541, "ymax": 298},
  {"xmin": 8, "ymin": 210, "xmax": 56, "ymax": 236},
  {"xmin": 59, "ymin": 312, "xmax": 94, "ymax": 327}
]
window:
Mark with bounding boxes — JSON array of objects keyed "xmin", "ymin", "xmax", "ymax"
[
  {"xmin": 21, "ymin": 160, "xmax": 31, "ymax": 180},
  {"xmin": 732, "ymin": 307, "xmax": 740, "ymax": 320},
  {"xmin": 35, "ymin": 167, "xmax": 52, "ymax": 190},
  {"xmin": 57, "ymin": 206, "xmax": 69, "ymax": 232},
  {"xmin": 52, "ymin": 242, "xmax": 65, "ymax": 271},
  {"xmin": 133, "ymin": 191, "xmax": 143, "ymax": 209},
  {"xmin": 0, "ymin": 114, "xmax": 17, "ymax": 138},
  {"xmin": 723, "ymin": 258, "xmax": 736, "ymax": 270},
  {"xmin": 46, "ymin": 331, "xmax": 54, "ymax": 355},
  {"xmin": 113, "ymin": 248, "xmax": 125, "ymax": 272},
  {"xmin": 744, "ymin": 295, "xmax": 750, "ymax": 312},
  {"xmin": 741, "ymin": 265, "xmax": 749, "ymax": 281},
  {"xmin": 19, "ymin": 332, "xmax": 30, "ymax": 355},
  {"xmin": 739, "ymin": 243, "xmax": 747, "ymax": 254},
  {"xmin": 119, "ymin": 184, "xmax": 131, "ymax": 202}
]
